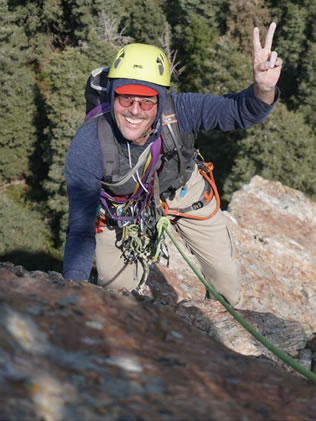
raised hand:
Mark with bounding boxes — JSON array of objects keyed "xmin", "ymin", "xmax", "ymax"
[{"xmin": 252, "ymin": 22, "xmax": 282, "ymax": 104}]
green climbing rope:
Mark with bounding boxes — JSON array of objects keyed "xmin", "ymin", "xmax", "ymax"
[
  {"xmin": 124, "ymin": 224, "xmax": 151, "ymax": 260},
  {"xmin": 162, "ymin": 221, "xmax": 316, "ymax": 385},
  {"xmin": 153, "ymin": 217, "xmax": 171, "ymax": 262}
]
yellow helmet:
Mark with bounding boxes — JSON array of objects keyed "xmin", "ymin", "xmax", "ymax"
[{"xmin": 108, "ymin": 43, "xmax": 170, "ymax": 87}]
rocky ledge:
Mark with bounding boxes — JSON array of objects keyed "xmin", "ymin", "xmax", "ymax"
[{"xmin": 1, "ymin": 175, "xmax": 316, "ymax": 420}]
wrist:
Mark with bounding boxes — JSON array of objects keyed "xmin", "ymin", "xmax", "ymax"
[{"xmin": 253, "ymin": 83, "xmax": 276, "ymax": 105}]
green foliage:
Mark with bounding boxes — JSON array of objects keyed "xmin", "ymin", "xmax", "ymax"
[
  {"xmin": 0, "ymin": 1, "xmax": 37, "ymax": 182},
  {"xmin": 0, "ymin": 190, "xmax": 61, "ymax": 271},
  {"xmin": 268, "ymin": 1, "xmax": 310, "ymax": 107},
  {"xmin": 296, "ymin": 0, "xmax": 316, "ymax": 130},
  {"xmin": 222, "ymin": 103, "xmax": 316, "ymax": 203},
  {"xmin": 40, "ymin": 48, "xmax": 95, "ymax": 244},
  {"xmin": 199, "ymin": 35, "xmax": 253, "ymax": 95},
  {"xmin": 227, "ymin": 0, "xmax": 271, "ymax": 53},
  {"xmin": 297, "ymin": 42, "xmax": 316, "ymax": 130},
  {"xmin": 121, "ymin": 0, "xmax": 167, "ymax": 45},
  {"xmin": 61, "ymin": 0, "xmax": 105, "ymax": 42},
  {"xmin": 7, "ymin": 0, "xmax": 63, "ymax": 58},
  {"xmin": 177, "ymin": 13, "xmax": 218, "ymax": 92},
  {"xmin": 163, "ymin": 0, "xmax": 228, "ymax": 32},
  {"xmin": 164, "ymin": 0, "xmax": 226, "ymax": 92}
]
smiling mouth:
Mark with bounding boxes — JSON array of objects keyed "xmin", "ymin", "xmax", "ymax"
[{"xmin": 125, "ymin": 117, "xmax": 144, "ymax": 125}]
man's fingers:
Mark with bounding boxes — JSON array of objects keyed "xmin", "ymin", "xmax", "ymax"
[
  {"xmin": 252, "ymin": 26, "xmax": 262, "ymax": 53},
  {"xmin": 253, "ymin": 22, "xmax": 277, "ymax": 54},
  {"xmin": 256, "ymin": 53, "xmax": 283, "ymax": 72},
  {"xmin": 268, "ymin": 50, "xmax": 278, "ymax": 68},
  {"xmin": 267, "ymin": 52, "xmax": 283, "ymax": 69},
  {"xmin": 256, "ymin": 62, "xmax": 269, "ymax": 72},
  {"xmin": 264, "ymin": 22, "xmax": 277, "ymax": 51}
]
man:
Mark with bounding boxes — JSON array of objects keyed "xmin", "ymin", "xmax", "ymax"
[{"xmin": 64, "ymin": 22, "xmax": 282, "ymax": 307}]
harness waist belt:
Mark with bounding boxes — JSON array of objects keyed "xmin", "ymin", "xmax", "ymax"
[{"xmin": 166, "ymin": 180, "xmax": 213, "ymax": 214}]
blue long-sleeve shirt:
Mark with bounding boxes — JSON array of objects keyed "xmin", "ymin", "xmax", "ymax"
[{"xmin": 63, "ymin": 84, "xmax": 279, "ymax": 280}]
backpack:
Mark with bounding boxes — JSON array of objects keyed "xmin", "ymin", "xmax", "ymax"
[{"xmin": 85, "ymin": 67, "xmax": 110, "ymax": 115}]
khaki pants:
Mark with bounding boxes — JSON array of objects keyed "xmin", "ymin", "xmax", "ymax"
[{"xmin": 96, "ymin": 166, "xmax": 241, "ymax": 306}]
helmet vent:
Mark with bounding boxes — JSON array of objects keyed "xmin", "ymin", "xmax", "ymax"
[
  {"xmin": 157, "ymin": 57, "xmax": 164, "ymax": 75},
  {"xmin": 114, "ymin": 52, "xmax": 125, "ymax": 69}
]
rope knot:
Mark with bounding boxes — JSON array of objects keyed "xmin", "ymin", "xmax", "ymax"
[{"xmin": 156, "ymin": 216, "xmax": 170, "ymax": 235}]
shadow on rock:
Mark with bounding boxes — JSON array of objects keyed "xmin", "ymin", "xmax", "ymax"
[{"xmin": 0, "ymin": 249, "xmax": 62, "ymax": 273}]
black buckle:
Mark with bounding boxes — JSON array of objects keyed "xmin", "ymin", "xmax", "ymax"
[
  {"xmin": 161, "ymin": 148, "xmax": 178, "ymax": 162},
  {"xmin": 192, "ymin": 201, "xmax": 203, "ymax": 210}
]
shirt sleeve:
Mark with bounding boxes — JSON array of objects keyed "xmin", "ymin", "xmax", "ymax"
[
  {"xmin": 171, "ymin": 84, "xmax": 280, "ymax": 134},
  {"xmin": 63, "ymin": 120, "xmax": 104, "ymax": 281}
]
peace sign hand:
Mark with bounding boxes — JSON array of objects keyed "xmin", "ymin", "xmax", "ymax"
[{"xmin": 252, "ymin": 22, "xmax": 282, "ymax": 104}]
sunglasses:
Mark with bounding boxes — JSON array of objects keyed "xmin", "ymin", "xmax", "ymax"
[{"xmin": 115, "ymin": 95, "xmax": 158, "ymax": 111}]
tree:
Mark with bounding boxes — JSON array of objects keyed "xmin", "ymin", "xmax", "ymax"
[
  {"xmin": 227, "ymin": 0, "xmax": 271, "ymax": 53},
  {"xmin": 296, "ymin": 0, "xmax": 316, "ymax": 130},
  {"xmin": 0, "ymin": 0, "xmax": 37, "ymax": 182},
  {"xmin": 120, "ymin": 0, "xmax": 167, "ymax": 45},
  {"xmin": 176, "ymin": 12, "xmax": 218, "ymax": 92},
  {"xmin": 297, "ymin": 42, "xmax": 316, "ymax": 131},
  {"xmin": 267, "ymin": 0, "xmax": 310, "ymax": 108},
  {"xmin": 162, "ymin": 0, "xmax": 228, "ymax": 34},
  {"xmin": 7, "ymin": 0, "xmax": 64, "ymax": 57},
  {"xmin": 162, "ymin": 0, "xmax": 227, "ymax": 92},
  {"xmin": 0, "ymin": 188, "xmax": 60, "ymax": 272},
  {"xmin": 40, "ymin": 47, "xmax": 100, "ymax": 245},
  {"xmin": 223, "ymin": 103, "xmax": 316, "ymax": 203}
]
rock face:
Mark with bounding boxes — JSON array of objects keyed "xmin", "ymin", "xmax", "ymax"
[
  {"xmin": 1, "ymin": 176, "xmax": 316, "ymax": 420},
  {"xmin": 150, "ymin": 176, "xmax": 316, "ymax": 368}
]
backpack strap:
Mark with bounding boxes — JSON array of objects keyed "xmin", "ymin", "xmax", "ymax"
[
  {"xmin": 91, "ymin": 95, "xmax": 195, "ymax": 186},
  {"xmin": 83, "ymin": 100, "xmax": 119, "ymax": 179},
  {"xmin": 162, "ymin": 95, "xmax": 195, "ymax": 188},
  {"xmin": 97, "ymin": 112, "xmax": 119, "ymax": 179},
  {"xmin": 162, "ymin": 95, "xmax": 182, "ymax": 154}
]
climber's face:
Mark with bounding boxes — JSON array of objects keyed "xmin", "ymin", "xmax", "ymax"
[{"xmin": 114, "ymin": 94, "xmax": 158, "ymax": 145}]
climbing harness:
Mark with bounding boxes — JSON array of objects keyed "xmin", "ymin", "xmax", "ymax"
[
  {"xmin": 162, "ymin": 156, "xmax": 220, "ymax": 222},
  {"xmin": 95, "ymin": 135, "xmax": 170, "ymax": 291}
]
